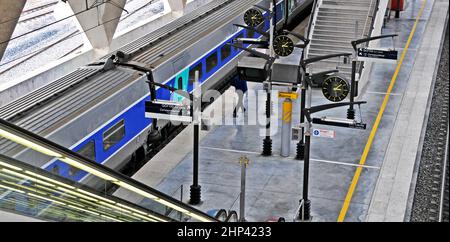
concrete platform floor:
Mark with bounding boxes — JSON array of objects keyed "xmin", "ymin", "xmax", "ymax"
[{"xmin": 117, "ymin": 0, "xmax": 448, "ymax": 222}]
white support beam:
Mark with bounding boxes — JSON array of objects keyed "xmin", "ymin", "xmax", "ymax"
[
  {"xmin": 164, "ymin": 0, "xmax": 187, "ymax": 17},
  {"xmin": 0, "ymin": 0, "xmax": 27, "ymax": 62},
  {"xmin": 64, "ymin": 0, "xmax": 127, "ymax": 54}
]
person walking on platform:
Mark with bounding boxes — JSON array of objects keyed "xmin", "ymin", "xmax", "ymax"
[{"xmin": 231, "ymin": 77, "xmax": 248, "ymax": 118}]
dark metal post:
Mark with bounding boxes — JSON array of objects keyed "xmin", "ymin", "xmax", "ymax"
[
  {"xmin": 395, "ymin": 0, "xmax": 401, "ymax": 18},
  {"xmin": 262, "ymin": 0, "xmax": 277, "ymax": 156},
  {"xmin": 347, "ymin": 21, "xmax": 359, "ymax": 120},
  {"xmin": 190, "ymin": 71, "xmax": 201, "ymax": 205},
  {"xmin": 147, "ymin": 72, "xmax": 162, "ymax": 142},
  {"xmin": 300, "ymin": 134, "xmax": 311, "ymax": 220},
  {"xmin": 296, "ymin": 81, "xmax": 306, "ymax": 160},
  {"xmin": 347, "ymin": 60, "xmax": 357, "ymax": 120},
  {"xmin": 263, "ymin": 87, "xmax": 273, "ymax": 156},
  {"xmin": 180, "ymin": 185, "xmax": 184, "ymax": 221},
  {"xmin": 299, "ymin": 77, "xmax": 311, "ymax": 221}
]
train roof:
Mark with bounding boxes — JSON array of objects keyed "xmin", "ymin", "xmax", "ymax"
[{"xmin": 0, "ymin": 66, "xmax": 138, "ymax": 155}]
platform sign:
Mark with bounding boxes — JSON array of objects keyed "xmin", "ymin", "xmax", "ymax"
[
  {"xmin": 357, "ymin": 48, "xmax": 398, "ymax": 63},
  {"xmin": 312, "ymin": 129, "xmax": 336, "ymax": 139},
  {"xmin": 145, "ymin": 100, "xmax": 192, "ymax": 123},
  {"xmin": 279, "ymin": 92, "xmax": 298, "ymax": 100}
]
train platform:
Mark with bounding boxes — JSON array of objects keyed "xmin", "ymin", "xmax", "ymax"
[{"xmin": 115, "ymin": 0, "xmax": 449, "ymax": 222}]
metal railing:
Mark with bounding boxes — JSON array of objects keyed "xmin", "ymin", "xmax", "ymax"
[
  {"xmin": 304, "ymin": 0, "xmax": 322, "ymax": 58},
  {"xmin": 357, "ymin": 0, "xmax": 381, "ymax": 77}
]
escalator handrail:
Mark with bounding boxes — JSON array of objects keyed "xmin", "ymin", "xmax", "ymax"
[
  {"xmin": 214, "ymin": 209, "xmax": 229, "ymax": 221},
  {"xmin": 225, "ymin": 210, "xmax": 239, "ymax": 222}
]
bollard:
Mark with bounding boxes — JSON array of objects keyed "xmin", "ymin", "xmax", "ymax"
[{"xmin": 279, "ymin": 91, "xmax": 298, "ymax": 157}]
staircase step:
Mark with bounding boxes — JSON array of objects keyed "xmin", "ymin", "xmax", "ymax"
[
  {"xmin": 316, "ymin": 19, "xmax": 368, "ymax": 28},
  {"xmin": 314, "ymin": 28, "xmax": 365, "ymax": 37},
  {"xmin": 311, "ymin": 38, "xmax": 354, "ymax": 46},
  {"xmin": 306, "ymin": 0, "xmax": 376, "ymax": 80},
  {"xmin": 310, "ymin": 43, "xmax": 354, "ymax": 51},
  {"xmin": 317, "ymin": 15, "xmax": 367, "ymax": 23}
]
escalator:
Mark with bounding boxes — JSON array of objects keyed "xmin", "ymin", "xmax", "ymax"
[
  {"xmin": 0, "ymin": 118, "xmax": 217, "ymax": 222},
  {"xmin": 0, "ymin": 153, "xmax": 174, "ymax": 222}
]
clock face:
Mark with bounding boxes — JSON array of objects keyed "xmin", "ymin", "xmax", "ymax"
[
  {"xmin": 322, "ymin": 76, "xmax": 350, "ymax": 102},
  {"xmin": 273, "ymin": 35, "xmax": 294, "ymax": 57},
  {"xmin": 244, "ymin": 9, "xmax": 263, "ymax": 27}
]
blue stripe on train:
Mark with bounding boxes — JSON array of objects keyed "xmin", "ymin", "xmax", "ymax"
[{"xmin": 44, "ymin": 3, "xmax": 284, "ymax": 181}]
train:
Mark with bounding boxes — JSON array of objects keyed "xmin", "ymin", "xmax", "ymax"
[{"xmin": 0, "ymin": 0, "xmax": 313, "ymax": 189}]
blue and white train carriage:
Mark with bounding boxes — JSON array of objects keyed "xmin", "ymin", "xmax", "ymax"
[{"xmin": 0, "ymin": 0, "xmax": 312, "ymax": 188}]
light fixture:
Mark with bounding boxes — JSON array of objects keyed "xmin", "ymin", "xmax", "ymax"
[
  {"xmin": 2, "ymin": 168, "xmax": 55, "ymax": 187},
  {"xmin": 114, "ymin": 181, "xmax": 214, "ymax": 222},
  {"xmin": 24, "ymin": 170, "xmax": 75, "ymax": 189},
  {"xmin": 98, "ymin": 201, "xmax": 129, "ymax": 213},
  {"xmin": 0, "ymin": 184, "xmax": 25, "ymax": 194},
  {"xmin": 28, "ymin": 193, "xmax": 66, "ymax": 206},
  {"xmin": 76, "ymin": 188, "xmax": 114, "ymax": 204},
  {"xmin": 56, "ymin": 186, "xmax": 99, "ymax": 202},
  {"xmin": 0, "ymin": 161, "xmax": 23, "ymax": 171},
  {"xmin": 0, "ymin": 129, "xmax": 62, "ymax": 158},
  {"xmin": 116, "ymin": 203, "xmax": 147, "ymax": 215},
  {"xmin": 113, "ymin": 181, "xmax": 158, "ymax": 200},
  {"xmin": 68, "ymin": 204, "xmax": 101, "ymax": 216},
  {"xmin": 114, "ymin": 203, "xmax": 168, "ymax": 222},
  {"xmin": 131, "ymin": 212, "xmax": 158, "ymax": 222},
  {"xmin": 60, "ymin": 157, "xmax": 118, "ymax": 182},
  {"xmin": 100, "ymin": 214, "xmax": 122, "ymax": 222},
  {"xmin": 2, "ymin": 180, "xmax": 48, "ymax": 195}
]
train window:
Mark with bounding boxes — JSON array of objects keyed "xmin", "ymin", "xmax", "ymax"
[
  {"xmin": 177, "ymin": 76, "xmax": 183, "ymax": 91},
  {"xmin": 206, "ymin": 52, "xmax": 218, "ymax": 73},
  {"xmin": 103, "ymin": 119, "xmax": 125, "ymax": 151},
  {"xmin": 189, "ymin": 63, "xmax": 203, "ymax": 85},
  {"xmin": 51, "ymin": 165, "xmax": 60, "ymax": 175},
  {"xmin": 221, "ymin": 43, "xmax": 232, "ymax": 61},
  {"xmin": 69, "ymin": 166, "xmax": 81, "ymax": 177},
  {"xmin": 77, "ymin": 140, "xmax": 96, "ymax": 161}
]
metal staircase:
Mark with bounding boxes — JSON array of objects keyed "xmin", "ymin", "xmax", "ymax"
[{"xmin": 305, "ymin": 0, "xmax": 379, "ymax": 84}]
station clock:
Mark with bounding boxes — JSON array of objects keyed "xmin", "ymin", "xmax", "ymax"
[
  {"xmin": 244, "ymin": 9, "xmax": 264, "ymax": 27},
  {"xmin": 273, "ymin": 35, "xmax": 295, "ymax": 57},
  {"xmin": 321, "ymin": 75, "xmax": 350, "ymax": 102}
]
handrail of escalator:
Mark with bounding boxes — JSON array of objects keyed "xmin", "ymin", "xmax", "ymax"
[
  {"xmin": 357, "ymin": 0, "xmax": 381, "ymax": 76},
  {"xmin": 215, "ymin": 209, "xmax": 229, "ymax": 222},
  {"xmin": 225, "ymin": 210, "xmax": 239, "ymax": 222},
  {"xmin": 0, "ymin": 118, "xmax": 218, "ymax": 222},
  {"xmin": 305, "ymin": 0, "xmax": 318, "ymax": 39}
]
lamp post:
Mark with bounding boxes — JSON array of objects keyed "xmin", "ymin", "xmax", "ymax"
[
  {"xmin": 262, "ymin": 0, "xmax": 278, "ymax": 156},
  {"xmin": 190, "ymin": 70, "xmax": 202, "ymax": 205},
  {"xmin": 298, "ymin": 53, "xmax": 353, "ymax": 221},
  {"xmin": 347, "ymin": 34, "xmax": 398, "ymax": 119}
]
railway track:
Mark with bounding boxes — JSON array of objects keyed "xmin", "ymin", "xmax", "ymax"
[
  {"xmin": 22, "ymin": 1, "xmax": 58, "ymax": 15},
  {"xmin": 1, "ymin": 0, "xmax": 161, "ymax": 74},
  {"xmin": 441, "ymin": 123, "xmax": 449, "ymax": 222},
  {"xmin": 0, "ymin": 30, "xmax": 80, "ymax": 76},
  {"xmin": 410, "ymin": 23, "xmax": 449, "ymax": 222},
  {"xmin": 18, "ymin": 1, "xmax": 58, "ymax": 24}
]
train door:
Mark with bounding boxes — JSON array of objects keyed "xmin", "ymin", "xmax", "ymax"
[{"xmin": 172, "ymin": 68, "xmax": 190, "ymax": 102}]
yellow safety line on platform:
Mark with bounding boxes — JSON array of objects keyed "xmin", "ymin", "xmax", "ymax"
[{"xmin": 337, "ymin": 0, "xmax": 428, "ymax": 222}]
